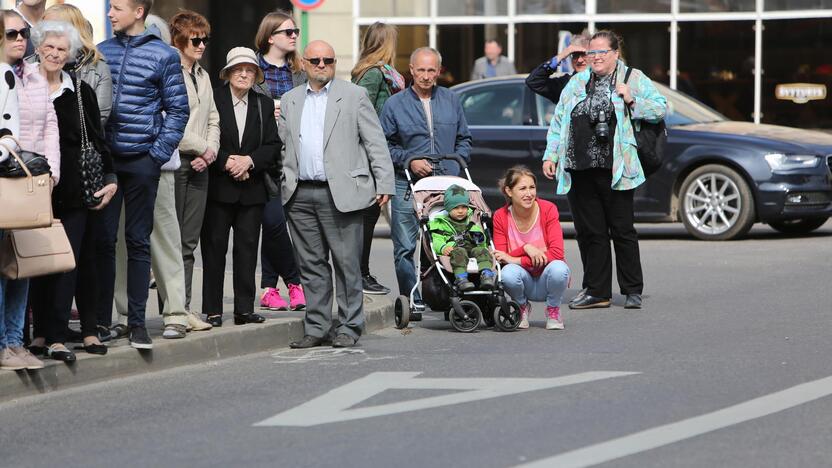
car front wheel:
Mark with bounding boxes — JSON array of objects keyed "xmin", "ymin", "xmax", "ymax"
[
  {"xmin": 768, "ymin": 217, "xmax": 829, "ymax": 235},
  {"xmin": 679, "ymin": 164, "xmax": 755, "ymax": 240}
]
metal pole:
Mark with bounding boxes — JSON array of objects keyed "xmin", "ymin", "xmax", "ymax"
[{"xmin": 301, "ymin": 11, "xmax": 309, "ymax": 52}]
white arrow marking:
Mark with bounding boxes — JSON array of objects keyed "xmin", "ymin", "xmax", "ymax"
[
  {"xmin": 254, "ymin": 371, "xmax": 638, "ymax": 427},
  {"xmin": 516, "ymin": 375, "xmax": 832, "ymax": 468}
]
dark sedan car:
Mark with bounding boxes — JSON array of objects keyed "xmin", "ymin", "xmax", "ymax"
[{"xmin": 451, "ymin": 75, "xmax": 832, "ymax": 240}]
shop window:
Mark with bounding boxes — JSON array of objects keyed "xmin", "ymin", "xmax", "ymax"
[
  {"xmin": 679, "ymin": 0, "xmax": 755, "ymax": 12},
  {"xmin": 762, "ymin": 19, "xmax": 832, "ymax": 128},
  {"xmin": 514, "ymin": 23, "xmax": 587, "ymax": 75},
  {"xmin": 677, "ymin": 21, "xmax": 755, "ymax": 121},
  {"xmin": 765, "ymin": 0, "xmax": 832, "ymax": 10},
  {"xmin": 360, "ymin": 0, "xmax": 430, "ymax": 17},
  {"xmin": 597, "ymin": 0, "xmax": 669, "ymax": 13},
  {"xmin": 595, "ymin": 23, "xmax": 670, "ymax": 85},
  {"xmin": 436, "ymin": 24, "xmax": 509, "ymax": 86},
  {"xmin": 438, "ymin": 0, "xmax": 508, "ymax": 16},
  {"xmin": 517, "ymin": 0, "xmax": 585, "ymax": 14}
]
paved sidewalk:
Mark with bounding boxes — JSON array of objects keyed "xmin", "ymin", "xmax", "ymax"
[{"xmin": 0, "ymin": 267, "xmax": 393, "ymax": 402}]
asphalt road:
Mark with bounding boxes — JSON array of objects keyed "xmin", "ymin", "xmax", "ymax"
[{"xmin": 1, "ymin": 221, "xmax": 831, "ymax": 468}]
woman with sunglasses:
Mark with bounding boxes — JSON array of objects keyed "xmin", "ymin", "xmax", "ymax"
[
  {"xmin": 250, "ymin": 10, "xmax": 307, "ymax": 313},
  {"xmin": 168, "ymin": 10, "xmax": 218, "ymax": 332},
  {"xmin": 542, "ymin": 30, "xmax": 666, "ymax": 311},
  {"xmin": 350, "ymin": 22, "xmax": 405, "ymax": 296}
]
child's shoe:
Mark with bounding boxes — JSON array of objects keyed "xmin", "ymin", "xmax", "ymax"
[
  {"xmin": 454, "ymin": 273, "xmax": 475, "ymax": 292},
  {"xmin": 518, "ymin": 302, "xmax": 531, "ymax": 329},
  {"xmin": 545, "ymin": 306, "xmax": 564, "ymax": 330},
  {"xmin": 479, "ymin": 269, "xmax": 496, "ymax": 290}
]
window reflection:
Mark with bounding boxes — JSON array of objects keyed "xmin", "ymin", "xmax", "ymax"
[
  {"xmin": 677, "ymin": 21, "xmax": 755, "ymax": 121},
  {"xmin": 597, "ymin": 0, "xmax": 670, "ymax": 13},
  {"xmin": 679, "ymin": 0, "xmax": 754, "ymax": 12},
  {"xmin": 765, "ymin": 0, "xmax": 832, "ymax": 10},
  {"xmin": 461, "ymin": 84, "xmax": 525, "ymax": 126},
  {"xmin": 762, "ymin": 19, "xmax": 832, "ymax": 128},
  {"xmin": 438, "ymin": 0, "xmax": 508, "ymax": 16},
  {"xmin": 436, "ymin": 24, "xmax": 509, "ymax": 86},
  {"xmin": 517, "ymin": 0, "xmax": 585, "ymax": 14}
]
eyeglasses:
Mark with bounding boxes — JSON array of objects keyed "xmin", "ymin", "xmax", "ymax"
[
  {"xmin": 231, "ymin": 67, "xmax": 257, "ymax": 76},
  {"xmin": 304, "ymin": 57, "xmax": 335, "ymax": 66},
  {"xmin": 272, "ymin": 28, "xmax": 300, "ymax": 37},
  {"xmin": 5, "ymin": 28, "xmax": 30, "ymax": 41},
  {"xmin": 190, "ymin": 36, "xmax": 210, "ymax": 47},
  {"xmin": 586, "ymin": 49, "xmax": 613, "ymax": 57}
]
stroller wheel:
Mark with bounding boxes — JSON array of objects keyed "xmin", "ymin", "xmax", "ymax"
[
  {"xmin": 494, "ymin": 298, "xmax": 521, "ymax": 332},
  {"xmin": 449, "ymin": 300, "xmax": 481, "ymax": 333},
  {"xmin": 394, "ymin": 295, "xmax": 410, "ymax": 329}
]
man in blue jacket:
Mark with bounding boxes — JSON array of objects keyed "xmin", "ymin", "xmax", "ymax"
[
  {"xmin": 380, "ymin": 47, "xmax": 472, "ymax": 319},
  {"xmin": 97, "ymin": 0, "xmax": 189, "ymax": 350}
]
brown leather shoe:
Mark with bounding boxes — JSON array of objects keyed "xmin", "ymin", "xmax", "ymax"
[{"xmin": 289, "ymin": 335, "xmax": 325, "ymax": 349}]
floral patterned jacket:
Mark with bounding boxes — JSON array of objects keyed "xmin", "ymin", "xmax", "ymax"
[{"xmin": 543, "ymin": 59, "xmax": 667, "ymax": 194}]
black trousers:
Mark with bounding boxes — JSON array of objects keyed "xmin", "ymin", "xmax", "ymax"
[
  {"xmin": 360, "ymin": 203, "xmax": 381, "ymax": 277},
  {"xmin": 31, "ymin": 207, "xmax": 99, "ymax": 344},
  {"xmin": 260, "ymin": 196, "xmax": 301, "ymax": 288},
  {"xmin": 201, "ymin": 200, "xmax": 263, "ymax": 317},
  {"xmin": 568, "ymin": 169, "xmax": 643, "ymax": 298}
]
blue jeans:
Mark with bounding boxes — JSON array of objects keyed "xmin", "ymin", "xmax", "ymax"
[
  {"xmin": 501, "ymin": 261, "xmax": 570, "ymax": 308},
  {"xmin": 0, "ymin": 231, "xmax": 29, "ymax": 349},
  {"xmin": 391, "ymin": 177, "xmax": 421, "ymax": 301}
]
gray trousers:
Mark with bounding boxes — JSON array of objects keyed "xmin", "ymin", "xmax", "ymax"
[
  {"xmin": 174, "ymin": 156, "xmax": 209, "ymax": 310},
  {"xmin": 285, "ymin": 184, "xmax": 364, "ymax": 340}
]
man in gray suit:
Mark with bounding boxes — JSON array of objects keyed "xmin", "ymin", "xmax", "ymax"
[
  {"xmin": 280, "ymin": 40, "xmax": 395, "ymax": 349},
  {"xmin": 470, "ymin": 40, "xmax": 516, "ymax": 81}
]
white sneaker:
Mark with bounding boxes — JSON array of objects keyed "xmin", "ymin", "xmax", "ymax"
[
  {"xmin": 518, "ymin": 303, "xmax": 531, "ymax": 329},
  {"xmin": 546, "ymin": 306, "xmax": 564, "ymax": 330}
]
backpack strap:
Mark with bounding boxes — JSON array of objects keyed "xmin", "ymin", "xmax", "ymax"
[
  {"xmin": 623, "ymin": 67, "xmax": 634, "ymax": 119},
  {"xmin": 623, "ymin": 66, "xmax": 633, "ymax": 84}
]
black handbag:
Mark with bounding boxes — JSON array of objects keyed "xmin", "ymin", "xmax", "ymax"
[
  {"xmin": 623, "ymin": 67, "xmax": 667, "ymax": 177},
  {"xmin": 0, "ymin": 147, "xmax": 51, "ymax": 178},
  {"xmin": 75, "ymin": 77, "xmax": 104, "ymax": 207}
]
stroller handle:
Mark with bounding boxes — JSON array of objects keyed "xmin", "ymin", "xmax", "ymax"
[{"xmin": 403, "ymin": 153, "xmax": 468, "ymax": 171}]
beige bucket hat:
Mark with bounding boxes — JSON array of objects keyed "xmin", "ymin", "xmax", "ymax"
[{"xmin": 219, "ymin": 47, "xmax": 264, "ymax": 83}]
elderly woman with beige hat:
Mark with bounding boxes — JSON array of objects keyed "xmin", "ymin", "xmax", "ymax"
[{"xmin": 200, "ymin": 46, "xmax": 280, "ymax": 327}]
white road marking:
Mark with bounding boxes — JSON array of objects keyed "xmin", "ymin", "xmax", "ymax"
[
  {"xmin": 254, "ymin": 371, "xmax": 638, "ymax": 427},
  {"xmin": 271, "ymin": 348, "xmax": 365, "ymax": 364},
  {"xmin": 516, "ymin": 375, "xmax": 832, "ymax": 468}
]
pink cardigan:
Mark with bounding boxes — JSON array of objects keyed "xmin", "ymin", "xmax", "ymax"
[{"xmin": 17, "ymin": 63, "xmax": 60, "ymax": 184}]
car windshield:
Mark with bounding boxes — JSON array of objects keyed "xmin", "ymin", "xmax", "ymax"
[{"xmin": 655, "ymin": 82, "xmax": 726, "ymax": 126}]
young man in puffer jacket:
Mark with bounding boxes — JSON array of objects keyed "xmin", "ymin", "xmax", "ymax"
[{"xmin": 96, "ymin": 0, "xmax": 189, "ymax": 350}]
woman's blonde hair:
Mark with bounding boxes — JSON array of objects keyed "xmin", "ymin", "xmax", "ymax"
[
  {"xmin": 254, "ymin": 10, "xmax": 301, "ymax": 72},
  {"xmin": 43, "ymin": 3, "xmax": 104, "ymax": 65},
  {"xmin": 351, "ymin": 22, "xmax": 397, "ymax": 80}
]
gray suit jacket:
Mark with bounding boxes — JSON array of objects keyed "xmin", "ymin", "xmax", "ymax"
[
  {"xmin": 470, "ymin": 56, "xmax": 517, "ymax": 81},
  {"xmin": 279, "ymin": 78, "xmax": 395, "ymax": 213}
]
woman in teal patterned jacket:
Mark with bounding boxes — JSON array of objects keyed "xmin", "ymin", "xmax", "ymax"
[{"xmin": 542, "ymin": 30, "xmax": 666, "ymax": 311}]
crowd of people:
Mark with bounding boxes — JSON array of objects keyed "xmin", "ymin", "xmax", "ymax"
[{"xmin": 0, "ymin": 0, "xmax": 667, "ymax": 370}]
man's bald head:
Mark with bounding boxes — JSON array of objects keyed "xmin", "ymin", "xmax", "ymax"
[{"xmin": 303, "ymin": 40, "xmax": 337, "ymax": 89}]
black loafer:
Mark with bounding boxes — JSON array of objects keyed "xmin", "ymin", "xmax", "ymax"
[
  {"xmin": 206, "ymin": 315, "xmax": 223, "ymax": 327},
  {"xmin": 568, "ymin": 294, "xmax": 612, "ymax": 310},
  {"xmin": 47, "ymin": 345, "xmax": 76, "ymax": 363},
  {"xmin": 76, "ymin": 343, "xmax": 108, "ymax": 355},
  {"xmin": 332, "ymin": 334, "xmax": 357, "ymax": 348},
  {"xmin": 624, "ymin": 294, "xmax": 643, "ymax": 309},
  {"xmin": 234, "ymin": 313, "xmax": 266, "ymax": 325},
  {"xmin": 290, "ymin": 335, "xmax": 325, "ymax": 349}
]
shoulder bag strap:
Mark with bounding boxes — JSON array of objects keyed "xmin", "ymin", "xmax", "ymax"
[{"xmin": 74, "ymin": 76, "xmax": 93, "ymax": 151}]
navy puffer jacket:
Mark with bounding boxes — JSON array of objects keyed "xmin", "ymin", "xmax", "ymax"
[{"xmin": 98, "ymin": 25, "xmax": 188, "ymax": 165}]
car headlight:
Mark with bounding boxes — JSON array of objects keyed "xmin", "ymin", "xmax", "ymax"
[{"xmin": 764, "ymin": 153, "xmax": 821, "ymax": 170}]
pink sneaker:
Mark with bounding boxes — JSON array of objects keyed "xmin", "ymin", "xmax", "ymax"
[
  {"xmin": 546, "ymin": 306, "xmax": 564, "ymax": 330},
  {"xmin": 288, "ymin": 283, "xmax": 306, "ymax": 311},
  {"xmin": 518, "ymin": 303, "xmax": 531, "ymax": 329},
  {"xmin": 260, "ymin": 287, "xmax": 289, "ymax": 311}
]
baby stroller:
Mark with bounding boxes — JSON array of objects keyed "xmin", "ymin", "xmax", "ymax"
[{"xmin": 394, "ymin": 155, "xmax": 521, "ymax": 333}]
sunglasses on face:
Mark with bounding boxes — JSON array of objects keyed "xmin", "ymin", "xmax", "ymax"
[
  {"xmin": 304, "ymin": 57, "xmax": 335, "ymax": 66},
  {"xmin": 190, "ymin": 36, "xmax": 210, "ymax": 47},
  {"xmin": 5, "ymin": 28, "xmax": 30, "ymax": 41},
  {"xmin": 272, "ymin": 28, "xmax": 300, "ymax": 37},
  {"xmin": 571, "ymin": 52, "xmax": 587, "ymax": 59}
]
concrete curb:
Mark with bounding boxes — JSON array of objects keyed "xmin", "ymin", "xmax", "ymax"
[{"xmin": 0, "ymin": 295, "xmax": 393, "ymax": 402}]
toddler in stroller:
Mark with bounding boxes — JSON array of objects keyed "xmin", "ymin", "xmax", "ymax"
[{"xmin": 429, "ymin": 184, "xmax": 496, "ymax": 292}]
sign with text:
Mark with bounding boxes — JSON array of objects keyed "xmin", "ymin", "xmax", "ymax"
[{"xmin": 775, "ymin": 83, "xmax": 827, "ymax": 104}]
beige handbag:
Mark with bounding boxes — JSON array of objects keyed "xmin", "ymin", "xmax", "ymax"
[
  {"xmin": 0, "ymin": 137, "xmax": 53, "ymax": 229},
  {"xmin": 0, "ymin": 221, "xmax": 75, "ymax": 279}
]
